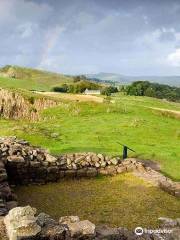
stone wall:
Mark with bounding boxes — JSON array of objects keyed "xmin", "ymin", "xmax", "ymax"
[
  {"xmin": 0, "ymin": 137, "xmax": 180, "ymax": 239},
  {"xmin": 0, "ymin": 137, "xmax": 179, "ymax": 217}
]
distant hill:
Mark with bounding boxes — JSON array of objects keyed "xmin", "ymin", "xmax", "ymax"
[
  {"xmin": 0, "ymin": 65, "xmax": 73, "ymax": 91},
  {"xmin": 86, "ymin": 72, "xmax": 180, "ymax": 87}
]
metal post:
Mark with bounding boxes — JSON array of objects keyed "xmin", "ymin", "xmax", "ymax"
[
  {"xmin": 123, "ymin": 146, "xmax": 128, "ymax": 159},
  {"xmin": 117, "ymin": 142, "xmax": 135, "ymax": 160}
]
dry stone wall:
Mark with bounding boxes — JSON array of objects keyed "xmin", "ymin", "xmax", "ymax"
[
  {"xmin": 0, "ymin": 137, "xmax": 179, "ymax": 217},
  {"xmin": 0, "ymin": 137, "xmax": 180, "ymax": 239}
]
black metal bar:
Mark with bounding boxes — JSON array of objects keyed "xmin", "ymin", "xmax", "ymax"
[{"xmin": 117, "ymin": 142, "xmax": 135, "ymax": 159}]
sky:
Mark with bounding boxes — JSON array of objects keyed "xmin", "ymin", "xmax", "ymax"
[{"xmin": 1, "ymin": 0, "xmax": 180, "ymax": 76}]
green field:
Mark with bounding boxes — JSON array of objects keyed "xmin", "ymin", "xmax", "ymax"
[
  {"xmin": 0, "ymin": 89, "xmax": 179, "ymax": 180},
  {"xmin": 0, "ymin": 66, "xmax": 180, "ymax": 180},
  {"xmin": 0, "ymin": 66, "xmax": 73, "ymax": 91},
  {"xmin": 15, "ymin": 173, "xmax": 180, "ymax": 229}
]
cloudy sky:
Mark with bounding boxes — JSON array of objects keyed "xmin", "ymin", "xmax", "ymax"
[{"xmin": 1, "ymin": 0, "xmax": 180, "ymax": 75}]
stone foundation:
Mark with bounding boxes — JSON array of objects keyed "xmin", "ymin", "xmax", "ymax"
[
  {"xmin": 0, "ymin": 137, "xmax": 180, "ymax": 239},
  {"xmin": 0, "ymin": 137, "xmax": 179, "ymax": 217}
]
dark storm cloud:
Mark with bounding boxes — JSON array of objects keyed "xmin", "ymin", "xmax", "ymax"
[{"xmin": 0, "ymin": 0, "xmax": 180, "ymax": 75}]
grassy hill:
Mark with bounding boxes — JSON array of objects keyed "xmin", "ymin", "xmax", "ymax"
[
  {"xmin": 0, "ymin": 65, "xmax": 179, "ymax": 180},
  {"xmin": 0, "ymin": 91, "xmax": 179, "ymax": 180},
  {"xmin": 0, "ymin": 65, "xmax": 73, "ymax": 91}
]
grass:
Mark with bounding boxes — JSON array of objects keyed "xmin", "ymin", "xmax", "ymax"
[
  {"xmin": 0, "ymin": 68, "xmax": 179, "ymax": 229},
  {"xmin": 0, "ymin": 65, "xmax": 73, "ymax": 91},
  {"xmin": 14, "ymin": 173, "xmax": 180, "ymax": 229},
  {"xmin": 0, "ymin": 93, "xmax": 179, "ymax": 180},
  {"xmin": 0, "ymin": 66, "xmax": 179, "ymax": 179}
]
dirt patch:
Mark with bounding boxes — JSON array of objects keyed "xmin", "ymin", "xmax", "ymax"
[
  {"xmin": 137, "ymin": 159, "xmax": 161, "ymax": 171},
  {"xmin": 149, "ymin": 107, "xmax": 180, "ymax": 119},
  {"xmin": 36, "ymin": 92, "xmax": 104, "ymax": 103}
]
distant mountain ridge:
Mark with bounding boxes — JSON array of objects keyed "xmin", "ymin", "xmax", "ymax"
[{"xmin": 86, "ymin": 72, "xmax": 180, "ymax": 87}]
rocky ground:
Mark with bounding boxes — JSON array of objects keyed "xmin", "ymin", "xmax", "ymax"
[{"xmin": 1, "ymin": 205, "xmax": 180, "ymax": 240}]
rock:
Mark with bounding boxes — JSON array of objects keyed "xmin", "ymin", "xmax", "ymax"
[
  {"xmin": 170, "ymin": 227, "xmax": 180, "ymax": 240},
  {"xmin": 59, "ymin": 216, "xmax": 80, "ymax": 225},
  {"xmin": 122, "ymin": 159, "xmax": 132, "ymax": 165},
  {"xmin": 173, "ymin": 182, "xmax": 180, "ymax": 198},
  {"xmin": 47, "ymin": 166, "xmax": 59, "ymax": 182},
  {"xmin": 45, "ymin": 154, "xmax": 57, "ymax": 163},
  {"xmin": 95, "ymin": 162, "xmax": 100, "ymax": 168},
  {"xmin": 159, "ymin": 181, "xmax": 174, "ymax": 195},
  {"xmin": 96, "ymin": 225, "xmax": 120, "ymax": 239},
  {"xmin": 117, "ymin": 166, "xmax": 126, "ymax": 174},
  {"xmin": 67, "ymin": 158, "xmax": 71, "ymax": 165},
  {"xmin": 97, "ymin": 154, "xmax": 104, "ymax": 161},
  {"xmin": 158, "ymin": 217, "xmax": 178, "ymax": 227},
  {"xmin": 0, "ymin": 172, "xmax": 7, "ymax": 182},
  {"xmin": 40, "ymin": 224, "xmax": 67, "ymax": 240},
  {"xmin": 77, "ymin": 169, "xmax": 87, "ymax": 178},
  {"xmin": 91, "ymin": 155, "xmax": 99, "ymax": 163},
  {"xmin": 0, "ymin": 207, "xmax": 7, "ymax": 216},
  {"xmin": 0, "ymin": 217, "xmax": 8, "ymax": 240},
  {"xmin": 87, "ymin": 168, "xmax": 97, "ymax": 177},
  {"xmin": 72, "ymin": 163, "xmax": 77, "ymax": 170},
  {"xmin": 4, "ymin": 206, "xmax": 41, "ymax": 240},
  {"xmin": 74, "ymin": 156, "xmax": 85, "ymax": 164},
  {"xmin": 177, "ymin": 218, "xmax": 180, "ymax": 226},
  {"xmin": 37, "ymin": 213, "xmax": 57, "ymax": 227},
  {"xmin": 100, "ymin": 161, "xmax": 106, "ymax": 168},
  {"xmin": 6, "ymin": 201, "xmax": 18, "ymax": 210},
  {"xmin": 106, "ymin": 166, "xmax": 117, "ymax": 175},
  {"xmin": 110, "ymin": 158, "xmax": 118, "ymax": 165},
  {"xmin": 86, "ymin": 155, "xmax": 91, "ymax": 163},
  {"xmin": 67, "ymin": 220, "xmax": 95, "ymax": 237},
  {"xmin": 98, "ymin": 168, "xmax": 108, "ymax": 175},
  {"xmin": 126, "ymin": 164, "xmax": 136, "ymax": 172},
  {"xmin": 36, "ymin": 153, "xmax": 45, "ymax": 162},
  {"xmin": 64, "ymin": 170, "xmax": 76, "ymax": 178},
  {"xmin": 7, "ymin": 155, "xmax": 24, "ymax": 163},
  {"xmin": 30, "ymin": 161, "xmax": 41, "ymax": 168},
  {"xmin": 136, "ymin": 163, "xmax": 146, "ymax": 172}
]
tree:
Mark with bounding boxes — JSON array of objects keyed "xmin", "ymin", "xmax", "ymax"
[
  {"xmin": 73, "ymin": 76, "xmax": 81, "ymax": 83},
  {"xmin": 101, "ymin": 86, "xmax": 118, "ymax": 96},
  {"xmin": 124, "ymin": 81, "xmax": 180, "ymax": 102}
]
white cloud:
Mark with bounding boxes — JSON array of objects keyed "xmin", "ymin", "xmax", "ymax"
[{"xmin": 167, "ymin": 48, "xmax": 180, "ymax": 67}]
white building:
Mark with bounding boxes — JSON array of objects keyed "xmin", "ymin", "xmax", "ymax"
[{"xmin": 84, "ymin": 89, "xmax": 101, "ymax": 95}]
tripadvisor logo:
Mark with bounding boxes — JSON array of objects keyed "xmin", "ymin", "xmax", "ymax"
[
  {"xmin": 135, "ymin": 226, "xmax": 173, "ymax": 237},
  {"xmin": 135, "ymin": 227, "xmax": 144, "ymax": 236}
]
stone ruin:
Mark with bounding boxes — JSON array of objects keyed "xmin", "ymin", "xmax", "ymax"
[{"xmin": 0, "ymin": 137, "xmax": 179, "ymax": 239}]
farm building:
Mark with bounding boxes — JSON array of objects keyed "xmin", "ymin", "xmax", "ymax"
[{"xmin": 84, "ymin": 89, "xmax": 101, "ymax": 95}]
